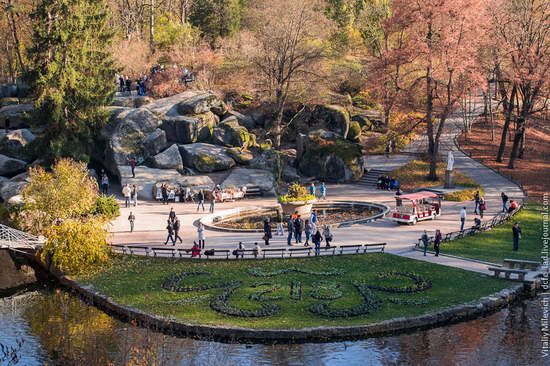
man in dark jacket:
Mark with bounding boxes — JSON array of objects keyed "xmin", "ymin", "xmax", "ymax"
[
  {"xmin": 501, "ymin": 192, "xmax": 509, "ymax": 213},
  {"xmin": 512, "ymin": 222, "xmax": 522, "ymax": 253},
  {"xmin": 287, "ymin": 216, "xmax": 295, "ymax": 246},
  {"xmin": 294, "ymin": 215, "xmax": 304, "ymax": 243},
  {"xmin": 165, "ymin": 220, "xmax": 175, "ymax": 245}
]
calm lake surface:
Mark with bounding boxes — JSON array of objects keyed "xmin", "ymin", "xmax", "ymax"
[{"xmin": 0, "ymin": 287, "xmax": 546, "ymax": 366}]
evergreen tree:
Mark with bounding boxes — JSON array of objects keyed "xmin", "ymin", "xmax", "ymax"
[
  {"xmin": 189, "ymin": 0, "xmax": 242, "ymax": 43},
  {"xmin": 27, "ymin": 0, "xmax": 116, "ymax": 162}
]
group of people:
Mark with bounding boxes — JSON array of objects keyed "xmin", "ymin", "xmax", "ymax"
[
  {"xmin": 308, "ymin": 182, "xmax": 327, "ymax": 200},
  {"xmin": 377, "ymin": 175, "xmax": 399, "ymax": 191},
  {"xmin": 116, "ymin": 74, "xmax": 148, "ymax": 95},
  {"xmin": 164, "ymin": 208, "xmax": 184, "ymax": 246},
  {"xmin": 122, "ymin": 183, "xmax": 138, "ymax": 207},
  {"xmin": 278, "ymin": 210, "xmax": 333, "ymax": 255}
]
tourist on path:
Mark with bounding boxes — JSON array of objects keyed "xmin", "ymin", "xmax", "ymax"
[
  {"xmin": 122, "ymin": 184, "xmax": 131, "ymax": 207},
  {"xmin": 168, "ymin": 207, "xmax": 176, "ymax": 222},
  {"xmin": 128, "ymin": 157, "xmax": 137, "ymax": 178},
  {"xmin": 125, "ymin": 77, "xmax": 131, "ymax": 92},
  {"xmin": 263, "ymin": 218, "xmax": 272, "ymax": 246},
  {"xmin": 310, "ymin": 210, "xmax": 318, "ymax": 231},
  {"xmin": 508, "ymin": 199, "xmax": 518, "ymax": 213},
  {"xmin": 173, "ymin": 218, "xmax": 183, "ymax": 244},
  {"xmin": 312, "ymin": 229, "xmax": 323, "ymax": 256},
  {"xmin": 501, "ymin": 192, "xmax": 509, "ymax": 213},
  {"xmin": 119, "ymin": 76, "xmax": 125, "ymax": 92},
  {"xmin": 101, "ymin": 173, "xmax": 109, "ymax": 195},
  {"xmin": 131, "ymin": 184, "xmax": 138, "ymax": 206},
  {"xmin": 165, "ymin": 220, "xmax": 175, "ymax": 245},
  {"xmin": 304, "ymin": 219, "xmax": 313, "ymax": 247},
  {"xmin": 128, "ymin": 212, "xmax": 135, "ymax": 233},
  {"xmin": 209, "ymin": 190, "xmax": 216, "ymax": 213},
  {"xmin": 385, "ymin": 141, "xmax": 391, "ymax": 158},
  {"xmin": 323, "ymin": 225, "xmax": 333, "ymax": 248},
  {"xmin": 161, "ymin": 184, "xmax": 169, "ymax": 205},
  {"xmin": 309, "ymin": 183, "xmax": 316, "ymax": 197},
  {"xmin": 276, "ymin": 211, "xmax": 284, "ymax": 236},
  {"xmin": 287, "ymin": 216, "xmax": 295, "ymax": 246},
  {"xmin": 320, "ymin": 182, "xmax": 327, "ymax": 200},
  {"xmin": 460, "ymin": 207, "xmax": 467, "ymax": 231},
  {"xmin": 474, "ymin": 191, "xmax": 480, "ymax": 214},
  {"xmin": 191, "ymin": 242, "xmax": 201, "ymax": 258},
  {"xmin": 197, "ymin": 222, "xmax": 206, "ymax": 249},
  {"xmin": 253, "ymin": 242, "xmax": 261, "ymax": 258},
  {"xmin": 512, "ymin": 222, "xmax": 522, "ymax": 253},
  {"xmin": 294, "ymin": 215, "xmax": 304, "ymax": 244},
  {"xmin": 433, "ymin": 229, "xmax": 442, "ymax": 256},
  {"xmin": 421, "ymin": 230, "xmax": 430, "ymax": 256},
  {"xmin": 479, "ymin": 197, "xmax": 486, "ymax": 219},
  {"xmin": 197, "ymin": 189, "xmax": 205, "ymax": 212}
]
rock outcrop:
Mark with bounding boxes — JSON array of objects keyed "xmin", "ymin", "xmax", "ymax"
[
  {"xmin": 144, "ymin": 144, "xmax": 183, "ymax": 172},
  {"xmin": 296, "ymin": 130, "xmax": 363, "ymax": 183},
  {"xmin": 221, "ymin": 168, "xmax": 276, "ymax": 195},
  {"xmin": 0, "ymin": 154, "xmax": 27, "ymax": 176},
  {"xmin": 161, "ymin": 112, "xmax": 218, "ymax": 144},
  {"xmin": 227, "ymin": 148, "xmax": 254, "ymax": 165},
  {"xmin": 178, "ymin": 143, "xmax": 235, "ymax": 173},
  {"xmin": 0, "ymin": 103, "xmax": 33, "ymax": 129}
]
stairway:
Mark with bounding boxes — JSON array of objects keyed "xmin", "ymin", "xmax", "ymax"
[{"xmin": 356, "ymin": 169, "xmax": 389, "ymax": 187}]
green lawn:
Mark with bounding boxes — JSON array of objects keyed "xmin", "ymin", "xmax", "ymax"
[
  {"xmin": 77, "ymin": 253, "xmax": 512, "ymax": 329},
  {"xmin": 442, "ymin": 203, "xmax": 542, "ymax": 264}
]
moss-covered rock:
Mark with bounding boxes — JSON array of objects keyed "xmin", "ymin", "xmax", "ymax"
[
  {"xmin": 179, "ymin": 143, "xmax": 235, "ymax": 173},
  {"xmin": 260, "ymin": 139, "xmax": 272, "ymax": 151},
  {"xmin": 313, "ymin": 105, "xmax": 351, "ymax": 138},
  {"xmin": 347, "ymin": 121, "xmax": 362, "ymax": 142},
  {"xmin": 227, "ymin": 148, "xmax": 254, "ymax": 165},
  {"xmin": 212, "ymin": 118, "xmax": 253, "ymax": 149},
  {"xmin": 160, "ymin": 112, "xmax": 218, "ymax": 144},
  {"xmin": 297, "ymin": 130, "xmax": 363, "ymax": 183}
]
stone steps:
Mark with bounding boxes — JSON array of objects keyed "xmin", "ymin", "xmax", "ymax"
[{"xmin": 356, "ymin": 169, "xmax": 389, "ymax": 187}]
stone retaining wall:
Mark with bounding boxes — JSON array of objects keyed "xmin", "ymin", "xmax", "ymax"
[{"xmin": 52, "ymin": 267, "xmax": 532, "ymax": 342}]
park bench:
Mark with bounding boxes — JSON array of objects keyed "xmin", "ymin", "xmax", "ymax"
[
  {"xmin": 176, "ymin": 248, "xmax": 200, "ymax": 258},
  {"xmin": 338, "ymin": 244, "xmax": 363, "ymax": 255},
  {"xmin": 415, "ymin": 236, "xmax": 433, "ymax": 248},
  {"xmin": 126, "ymin": 245, "xmax": 151, "ymax": 256},
  {"xmin": 503, "ymin": 259, "xmax": 541, "ymax": 271},
  {"xmin": 204, "ymin": 249, "xmax": 231, "ymax": 259},
  {"xmin": 488, "ymin": 266, "xmax": 528, "ymax": 281},
  {"xmin": 363, "ymin": 243, "xmax": 386, "ymax": 253},
  {"xmin": 455, "ymin": 231, "xmax": 465, "ymax": 240},
  {"xmin": 261, "ymin": 248, "xmax": 287, "ymax": 258},
  {"xmin": 288, "ymin": 247, "xmax": 312, "ymax": 257},
  {"xmin": 245, "ymin": 186, "xmax": 262, "ymax": 197},
  {"xmin": 443, "ymin": 232, "xmax": 453, "ymax": 242},
  {"xmin": 150, "ymin": 247, "xmax": 177, "ymax": 258}
]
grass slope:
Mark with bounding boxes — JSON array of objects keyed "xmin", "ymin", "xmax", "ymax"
[
  {"xmin": 78, "ymin": 253, "xmax": 512, "ymax": 329},
  {"xmin": 441, "ymin": 203, "xmax": 542, "ymax": 264}
]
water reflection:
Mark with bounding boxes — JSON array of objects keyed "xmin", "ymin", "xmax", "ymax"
[{"xmin": 0, "ymin": 289, "xmax": 545, "ymax": 365}]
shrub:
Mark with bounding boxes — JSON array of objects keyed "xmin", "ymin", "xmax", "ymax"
[
  {"xmin": 277, "ymin": 183, "xmax": 316, "ymax": 204},
  {"xmin": 91, "ymin": 195, "xmax": 120, "ymax": 220},
  {"xmin": 148, "ymin": 68, "xmax": 186, "ymax": 98},
  {"xmin": 347, "ymin": 121, "xmax": 361, "ymax": 142}
]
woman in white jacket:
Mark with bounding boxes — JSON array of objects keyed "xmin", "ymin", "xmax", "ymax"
[{"xmin": 197, "ymin": 223, "xmax": 206, "ymax": 249}]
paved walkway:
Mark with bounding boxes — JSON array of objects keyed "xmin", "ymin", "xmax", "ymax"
[{"xmin": 110, "ymin": 109, "xmax": 527, "ymax": 277}]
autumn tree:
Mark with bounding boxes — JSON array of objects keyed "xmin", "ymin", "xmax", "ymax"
[
  {"xmin": 189, "ymin": 0, "xmax": 242, "ymax": 43},
  {"xmin": 249, "ymin": 0, "xmax": 331, "ymax": 148},
  {"xmin": 27, "ymin": 0, "xmax": 116, "ymax": 162},
  {"xmin": 490, "ymin": 0, "xmax": 550, "ymax": 168}
]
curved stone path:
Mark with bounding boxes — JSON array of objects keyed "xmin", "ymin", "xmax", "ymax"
[{"xmin": 109, "ymin": 111, "xmax": 526, "ymax": 277}]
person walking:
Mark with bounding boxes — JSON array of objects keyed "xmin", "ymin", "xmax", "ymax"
[
  {"xmin": 501, "ymin": 192, "xmax": 509, "ymax": 213},
  {"xmin": 125, "ymin": 77, "xmax": 132, "ymax": 92},
  {"xmin": 319, "ymin": 182, "xmax": 327, "ymax": 200},
  {"xmin": 161, "ymin": 184, "xmax": 169, "ymax": 205},
  {"xmin": 287, "ymin": 215, "xmax": 295, "ymax": 246},
  {"xmin": 122, "ymin": 184, "xmax": 131, "ymax": 207},
  {"xmin": 479, "ymin": 197, "xmax": 486, "ymax": 219},
  {"xmin": 253, "ymin": 242, "xmax": 261, "ymax": 259},
  {"xmin": 128, "ymin": 212, "xmax": 135, "ymax": 233},
  {"xmin": 310, "ymin": 210, "xmax": 318, "ymax": 232},
  {"xmin": 474, "ymin": 191, "xmax": 480, "ymax": 214},
  {"xmin": 308, "ymin": 183, "xmax": 316, "ymax": 198},
  {"xmin": 209, "ymin": 190, "xmax": 216, "ymax": 213},
  {"xmin": 173, "ymin": 218, "xmax": 183, "ymax": 244},
  {"xmin": 168, "ymin": 207, "xmax": 176, "ymax": 222},
  {"xmin": 312, "ymin": 229, "xmax": 323, "ymax": 256},
  {"xmin": 323, "ymin": 225, "xmax": 333, "ymax": 248},
  {"xmin": 304, "ymin": 219, "xmax": 313, "ymax": 247},
  {"xmin": 128, "ymin": 157, "xmax": 137, "ymax": 178},
  {"xmin": 512, "ymin": 222, "xmax": 522, "ymax": 253},
  {"xmin": 421, "ymin": 230, "xmax": 430, "ymax": 256},
  {"xmin": 197, "ymin": 189, "xmax": 205, "ymax": 212},
  {"xmin": 275, "ymin": 210, "xmax": 284, "ymax": 236},
  {"xmin": 433, "ymin": 229, "xmax": 442, "ymax": 257},
  {"xmin": 460, "ymin": 207, "xmax": 467, "ymax": 231},
  {"xmin": 385, "ymin": 141, "xmax": 391, "ymax": 158},
  {"xmin": 263, "ymin": 218, "xmax": 272, "ymax": 245},
  {"xmin": 119, "ymin": 75, "xmax": 125, "ymax": 92},
  {"xmin": 165, "ymin": 220, "xmax": 175, "ymax": 245},
  {"xmin": 294, "ymin": 215, "xmax": 304, "ymax": 244},
  {"xmin": 197, "ymin": 222, "xmax": 206, "ymax": 249},
  {"xmin": 101, "ymin": 173, "xmax": 109, "ymax": 195},
  {"xmin": 131, "ymin": 184, "xmax": 138, "ymax": 207}
]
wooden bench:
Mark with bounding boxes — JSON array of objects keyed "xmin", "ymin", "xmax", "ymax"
[
  {"xmin": 338, "ymin": 244, "xmax": 363, "ymax": 254},
  {"xmin": 503, "ymin": 259, "xmax": 541, "ymax": 271},
  {"xmin": 363, "ymin": 243, "xmax": 386, "ymax": 253},
  {"xmin": 204, "ymin": 249, "xmax": 231, "ymax": 259},
  {"xmin": 443, "ymin": 233, "xmax": 453, "ymax": 242},
  {"xmin": 261, "ymin": 248, "xmax": 287, "ymax": 258},
  {"xmin": 246, "ymin": 186, "xmax": 262, "ymax": 197},
  {"xmin": 488, "ymin": 266, "xmax": 528, "ymax": 281},
  {"xmin": 288, "ymin": 247, "xmax": 312, "ymax": 257},
  {"xmin": 126, "ymin": 245, "xmax": 151, "ymax": 256},
  {"xmin": 150, "ymin": 247, "xmax": 177, "ymax": 258},
  {"xmin": 176, "ymin": 248, "xmax": 200, "ymax": 258}
]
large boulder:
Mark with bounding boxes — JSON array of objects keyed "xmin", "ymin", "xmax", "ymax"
[
  {"xmin": 225, "ymin": 111, "xmax": 255, "ymax": 130},
  {"xmin": 144, "ymin": 144, "xmax": 183, "ymax": 172},
  {"xmin": 0, "ymin": 103, "xmax": 33, "ymax": 129},
  {"xmin": 0, "ymin": 129, "xmax": 36, "ymax": 157},
  {"xmin": 112, "ymin": 95, "xmax": 154, "ymax": 108},
  {"xmin": 118, "ymin": 165, "xmax": 214, "ymax": 201},
  {"xmin": 313, "ymin": 105, "xmax": 351, "ymax": 139},
  {"xmin": 101, "ymin": 107, "xmax": 168, "ymax": 177},
  {"xmin": 227, "ymin": 148, "xmax": 254, "ymax": 165},
  {"xmin": 178, "ymin": 143, "xmax": 235, "ymax": 173},
  {"xmin": 0, "ymin": 154, "xmax": 27, "ymax": 176},
  {"xmin": 160, "ymin": 112, "xmax": 218, "ymax": 143},
  {"xmin": 174, "ymin": 92, "xmax": 226, "ymax": 116},
  {"xmin": 212, "ymin": 117, "xmax": 253, "ymax": 148},
  {"xmin": 0, "ymin": 180, "xmax": 27, "ymax": 203},
  {"xmin": 221, "ymin": 168, "xmax": 276, "ymax": 195},
  {"xmin": 142, "ymin": 90, "xmax": 200, "ymax": 116},
  {"xmin": 297, "ymin": 130, "xmax": 363, "ymax": 183}
]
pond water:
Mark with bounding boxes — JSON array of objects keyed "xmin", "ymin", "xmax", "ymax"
[{"xmin": 0, "ymin": 287, "xmax": 546, "ymax": 366}]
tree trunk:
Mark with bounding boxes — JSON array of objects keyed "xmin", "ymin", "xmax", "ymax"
[
  {"xmin": 518, "ymin": 129, "xmax": 525, "ymax": 159},
  {"xmin": 6, "ymin": 0, "xmax": 26, "ymax": 74},
  {"xmin": 496, "ymin": 84, "xmax": 517, "ymax": 162},
  {"xmin": 149, "ymin": 0, "xmax": 155, "ymax": 51},
  {"xmin": 4, "ymin": 41, "xmax": 15, "ymax": 83},
  {"xmin": 426, "ymin": 24, "xmax": 437, "ymax": 181},
  {"xmin": 507, "ymin": 117, "xmax": 524, "ymax": 169}
]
